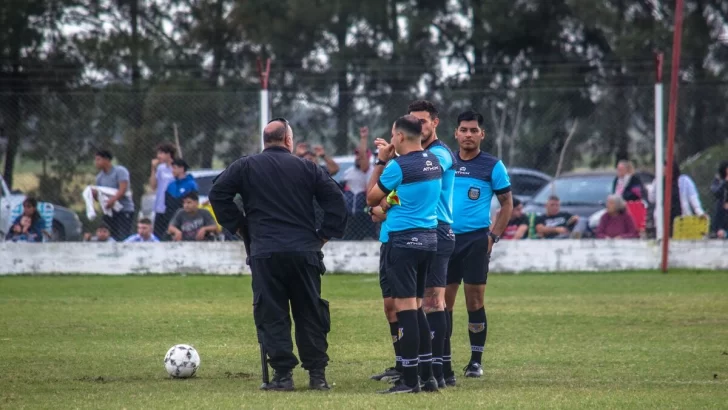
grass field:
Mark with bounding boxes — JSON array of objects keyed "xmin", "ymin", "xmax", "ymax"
[{"xmin": 1, "ymin": 272, "xmax": 728, "ymax": 409}]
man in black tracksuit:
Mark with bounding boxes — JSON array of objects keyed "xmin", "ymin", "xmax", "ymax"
[{"xmin": 209, "ymin": 118, "xmax": 347, "ymax": 391}]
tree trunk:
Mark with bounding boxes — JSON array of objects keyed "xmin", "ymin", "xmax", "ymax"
[
  {"xmin": 2, "ymin": 91, "xmax": 20, "ymax": 190},
  {"xmin": 200, "ymin": 0, "xmax": 224, "ymax": 168},
  {"xmin": 126, "ymin": 0, "xmax": 145, "ymax": 208},
  {"xmin": 334, "ymin": 21, "xmax": 350, "ymax": 154}
]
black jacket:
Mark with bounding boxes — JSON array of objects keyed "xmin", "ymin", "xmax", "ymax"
[
  {"xmin": 612, "ymin": 174, "xmax": 646, "ymax": 202},
  {"xmin": 209, "ymin": 146, "xmax": 347, "ymax": 256}
]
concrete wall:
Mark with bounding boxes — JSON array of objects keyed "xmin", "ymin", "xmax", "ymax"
[{"xmin": 1, "ymin": 240, "xmax": 726, "ymax": 275}]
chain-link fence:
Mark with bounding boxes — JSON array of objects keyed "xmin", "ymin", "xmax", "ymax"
[{"xmin": 1, "ymin": 84, "xmax": 727, "ymax": 241}]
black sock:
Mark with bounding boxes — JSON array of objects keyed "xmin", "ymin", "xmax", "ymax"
[
  {"xmin": 467, "ymin": 307, "xmax": 487, "ymax": 364},
  {"xmin": 427, "ymin": 311, "xmax": 446, "ymax": 379},
  {"xmin": 389, "ymin": 321, "xmax": 402, "ymax": 372},
  {"xmin": 443, "ymin": 310, "xmax": 453, "ymax": 377},
  {"xmin": 396, "ymin": 309, "xmax": 420, "ymax": 387},
  {"xmin": 417, "ymin": 308, "xmax": 433, "ymax": 381}
]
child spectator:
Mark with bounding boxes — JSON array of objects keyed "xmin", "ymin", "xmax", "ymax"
[
  {"xmin": 84, "ymin": 224, "xmax": 116, "ymax": 242},
  {"xmin": 93, "ymin": 149, "xmax": 135, "ymax": 241},
  {"xmin": 596, "ymin": 195, "xmax": 639, "ymax": 239},
  {"xmin": 124, "ymin": 218, "xmax": 160, "ymax": 242},
  {"xmin": 168, "ymin": 192, "xmax": 219, "ymax": 241},
  {"xmin": 5, "ymin": 215, "xmax": 40, "ymax": 242},
  {"xmin": 535, "ymin": 195, "xmax": 579, "ymax": 239},
  {"xmin": 502, "ymin": 198, "xmax": 529, "ymax": 240},
  {"xmin": 150, "ymin": 142, "xmax": 177, "ymax": 240}
]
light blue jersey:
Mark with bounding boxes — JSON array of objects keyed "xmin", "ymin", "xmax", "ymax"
[
  {"xmin": 377, "ymin": 151, "xmax": 442, "ymax": 243},
  {"xmin": 451, "ymin": 151, "xmax": 511, "ymax": 234},
  {"xmin": 424, "ymin": 140, "xmax": 456, "ymax": 225}
]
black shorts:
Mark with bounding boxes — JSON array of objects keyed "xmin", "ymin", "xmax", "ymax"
[
  {"xmin": 379, "ymin": 243, "xmax": 391, "ymax": 298},
  {"xmin": 383, "ymin": 229, "xmax": 437, "ymax": 299},
  {"xmin": 426, "ymin": 223, "xmax": 455, "ymax": 289},
  {"xmin": 446, "ymin": 228, "xmax": 490, "ymax": 285}
]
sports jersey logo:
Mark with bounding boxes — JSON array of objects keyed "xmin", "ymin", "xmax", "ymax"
[
  {"xmin": 457, "ymin": 166, "xmax": 470, "ymax": 176},
  {"xmin": 468, "ymin": 322, "xmax": 485, "ymax": 333},
  {"xmin": 426, "ymin": 160, "xmax": 432, "ymax": 167},
  {"xmin": 406, "ymin": 237, "xmax": 423, "ymax": 246},
  {"xmin": 423, "ymin": 159, "xmax": 440, "ymax": 172},
  {"xmin": 468, "ymin": 187, "xmax": 480, "ymax": 200}
]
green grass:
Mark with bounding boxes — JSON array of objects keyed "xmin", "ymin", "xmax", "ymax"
[{"xmin": 1, "ymin": 272, "xmax": 728, "ymax": 409}]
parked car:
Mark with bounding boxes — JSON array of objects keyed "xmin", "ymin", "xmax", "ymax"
[
  {"xmin": 490, "ymin": 167, "xmax": 552, "ymax": 221},
  {"xmin": 140, "ymin": 169, "xmax": 223, "ymax": 221},
  {"xmin": 1, "ymin": 173, "xmax": 83, "ymax": 241},
  {"xmin": 523, "ymin": 170, "xmax": 655, "ymax": 237}
]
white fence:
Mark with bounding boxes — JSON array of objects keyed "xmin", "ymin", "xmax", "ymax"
[{"xmin": 1, "ymin": 240, "xmax": 726, "ymax": 275}]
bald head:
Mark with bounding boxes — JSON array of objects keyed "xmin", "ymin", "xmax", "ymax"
[{"xmin": 263, "ymin": 119, "xmax": 293, "ymax": 151}]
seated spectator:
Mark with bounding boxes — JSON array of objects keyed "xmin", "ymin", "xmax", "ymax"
[
  {"xmin": 596, "ymin": 195, "xmax": 639, "ymax": 239},
  {"xmin": 124, "ymin": 218, "xmax": 160, "ymax": 242},
  {"xmin": 84, "ymin": 224, "xmax": 116, "ymax": 242},
  {"xmin": 168, "ymin": 192, "xmax": 219, "ymax": 241},
  {"xmin": 613, "ymin": 160, "xmax": 645, "ymax": 201},
  {"xmin": 501, "ymin": 198, "xmax": 529, "ymax": 240},
  {"xmin": 9, "ymin": 198, "xmax": 46, "ymax": 242},
  {"xmin": 5, "ymin": 215, "xmax": 41, "ymax": 242},
  {"xmin": 535, "ymin": 195, "xmax": 579, "ymax": 239}
]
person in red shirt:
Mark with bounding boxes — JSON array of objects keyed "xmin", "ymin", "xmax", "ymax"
[
  {"xmin": 501, "ymin": 198, "xmax": 529, "ymax": 240},
  {"xmin": 596, "ymin": 195, "xmax": 639, "ymax": 239}
]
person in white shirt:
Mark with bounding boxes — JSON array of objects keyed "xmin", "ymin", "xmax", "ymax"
[
  {"xmin": 649, "ymin": 162, "xmax": 705, "ymax": 236},
  {"xmin": 124, "ymin": 218, "xmax": 160, "ymax": 242},
  {"xmin": 150, "ymin": 142, "xmax": 177, "ymax": 240},
  {"xmin": 342, "ymin": 126, "xmax": 374, "ymax": 195}
]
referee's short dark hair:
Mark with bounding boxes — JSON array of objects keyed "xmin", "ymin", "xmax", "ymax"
[
  {"xmin": 95, "ymin": 149, "xmax": 113, "ymax": 160},
  {"xmin": 456, "ymin": 110, "xmax": 485, "ymax": 127},
  {"xmin": 407, "ymin": 100, "xmax": 438, "ymax": 119},
  {"xmin": 156, "ymin": 141, "xmax": 177, "ymax": 158},
  {"xmin": 394, "ymin": 115, "xmax": 423, "ymax": 141}
]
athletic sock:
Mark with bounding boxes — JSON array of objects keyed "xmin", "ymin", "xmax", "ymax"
[
  {"xmin": 443, "ymin": 310, "xmax": 453, "ymax": 377},
  {"xmin": 389, "ymin": 321, "xmax": 402, "ymax": 372},
  {"xmin": 427, "ymin": 311, "xmax": 447, "ymax": 379},
  {"xmin": 417, "ymin": 308, "xmax": 433, "ymax": 381},
  {"xmin": 467, "ymin": 307, "xmax": 487, "ymax": 364},
  {"xmin": 396, "ymin": 309, "xmax": 420, "ymax": 387}
]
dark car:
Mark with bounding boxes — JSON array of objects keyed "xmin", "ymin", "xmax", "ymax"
[
  {"xmin": 490, "ymin": 167, "xmax": 552, "ymax": 221},
  {"xmin": 523, "ymin": 170, "xmax": 654, "ymax": 237}
]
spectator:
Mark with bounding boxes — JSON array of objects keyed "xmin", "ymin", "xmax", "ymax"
[
  {"xmin": 612, "ymin": 160, "xmax": 645, "ymax": 201},
  {"xmin": 650, "ymin": 162, "xmax": 706, "ymax": 228},
  {"xmin": 150, "ymin": 142, "xmax": 177, "ymax": 240},
  {"xmin": 310, "ymin": 145, "xmax": 340, "ymax": 176},
  {"xmin": 5, "ymin": 215, "xmax": 39, "ymax": 242},
  {"xmin": 123, "ymin": 218, "xmax": 159, "ymax": 242},
  {"xmin": 710, "ymin": 161, "xmax": 728, "ymax": 237},
  {"xmin": 295, "ymin": 141, "xmax": 310, "ymax": 157},
  {"xmin": 93, "ymin": 149, "xmax": 135, "ymax": 241},
  {"xmin": 84, "ymin": 224, "xmax": 116, "ymax": 242},
  {"xmin": 168, "ymin": 192, "xmax": 219, "ymax": 241},
  {"xmin": 596, "ymin": 195, "xmax": 639, "ymax": 239},
  {"xmin": 164, "ymin": 159, "xmax": 198, "ymax": 224},
  {"xmin": 535, "ymin": 195, "xmax": 579, "ymax": 239},
  {"xmin": 501, "ymin": 198, "xmax": 529, "ymax": 240},
  {"xmin": 9, "ymin": 197, "xmax": 46, "ymax": 242},
  {"xmin": 341, "ymin": 127, "xmax": 373, "ymax": 195}
]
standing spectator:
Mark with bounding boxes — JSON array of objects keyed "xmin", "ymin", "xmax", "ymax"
[
  {"xmin": 535, "ymin": 196, "xmax": 579, "ymax": 239},
  {"xmin": 501, "ymin": 198, "xmax": 529, "ymax": 240},
  {"xmin": 295, "ymin": 142, "xmax": 310, "ymax": 157},
  {"xmin": 649, "ymin": 162, "xmax": 706, "ymax": 232},
  {"xmin": 596, "ymin": 195, "xmax": 639, "ymax": 239},
  {"xmin": 84, "ymin": 224, "xmax": 116, "ymax": 242},
  {"xmin": 93, "ymin": 150, "xmax": 135, "ymax": 241},
  {"xmin": 9, "ymin": 197, "xmax": 46, "ymax": 242},
  {"xmin": 710, "ymin": 161, "xmax": 728, "ymax": 237},
  {"xmin": 168, "ymin": 192, "xmax": 219, "ymax": 241},
  {"xmin": 301, "ymin": 146, "xmax": 340, "ymax": 177},
  {"xmin": 612, "ymin": 160, "xmax": 645, "ymax": 201},
  {"xmin": 341, "ymin": 127, "xmax": 373, "ymax": 195},
  {"xmin": 150, "ymin": 142, "xmax": 176, "ymax": 240},
  {"xmin": 123, "ymin": 218, "xmax": 159, "ymax": 242},
  {"xmin": 164, "ymin": 159, "xmax": 198, "ymax": 223}
]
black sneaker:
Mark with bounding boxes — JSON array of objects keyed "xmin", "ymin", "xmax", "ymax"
[
  {"xmin": 261, "ymin": 370, "xmax": 294, "ymax": 391},
  {"xmin": 420, "ymin": 376, "xmax": 440, "ymax": 393},
  {"xmin": 309, "ymin": 368, "xmax": 330, "ymax": 391},
  {"xmin": 378, "ymin": 381, "xmax": 421, "ymax": 394},
  {"xmin": 436, "ymin": 376, "xmax": 446, "ymax": 389},
  {"xmin": 370, "ymin": 367, "xmax": 401, "ymax": 382},
  {"xmin": 445, "ymin": 375, "xmax": 457, "ymax": 386},
  {"xmin": 463, "ymin": 362, "xmax": 483, "ymax": 378}
]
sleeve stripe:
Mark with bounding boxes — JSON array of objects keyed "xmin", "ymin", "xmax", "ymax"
[
  {"xmin": 377, "ymin": 180, "xmax": 392, "ymax": 195},
  {"xmin": 494, "ymin": 186, "xmax": 512, "ymax": 196}
]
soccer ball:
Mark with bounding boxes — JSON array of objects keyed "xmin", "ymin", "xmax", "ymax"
[{"xmin": 164, "ymin": 344, "xmax": 201, "ymax": 378}]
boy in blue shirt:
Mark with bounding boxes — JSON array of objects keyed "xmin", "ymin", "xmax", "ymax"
[
  {"xmin": 366, "ymin": 115, "xmax": 442, "ymax": 394},
  {"xmin": 446, "ymin": 110, "xmax": 513, "ymax": 379}
]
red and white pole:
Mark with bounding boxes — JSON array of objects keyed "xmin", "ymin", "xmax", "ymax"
[
  {"xmin": 654, "ymin": 53, "xmax": 664, "ymax": 241},
  {"xmin": 661, "ymin": 0, "xmax": 685, "ymax": 273},
  {"xmin": 257, "ymin": 57, "xmax": 271, "ymax": 153}
]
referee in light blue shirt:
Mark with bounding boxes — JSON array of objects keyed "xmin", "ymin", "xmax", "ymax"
[
  {"xmin": 366, "ymin": 114, "xmax": 442, "ymax": 394},
  {"xmin": 446, "ymin": 110, "xmax": 513, "ymax": 379}
]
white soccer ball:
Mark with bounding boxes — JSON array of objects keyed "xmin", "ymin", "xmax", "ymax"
[{"xmin": 164, "ymin": 344, "xmax": 201, "ymax": 378}]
